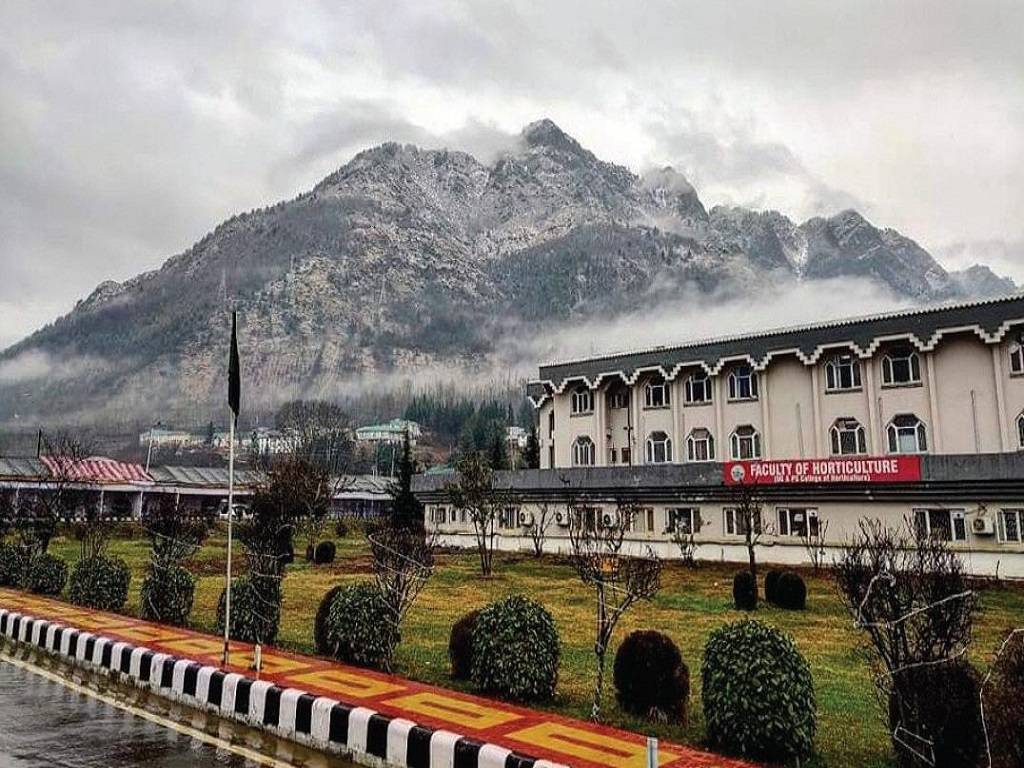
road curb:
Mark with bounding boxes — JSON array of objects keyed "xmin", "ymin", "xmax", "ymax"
[{"xmin": 0, "ymin": 607, "xmax": 565, "ymax": 768}]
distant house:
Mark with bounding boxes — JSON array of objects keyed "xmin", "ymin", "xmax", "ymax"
[
  {"xmin": 249, "ymin": 427, "xmax": 297, "ymax": 455},
  {"xmin": 506, "ymin": 425, "xmax": 528, "ymax": 450},
  {"xmin": 355, "ymin": 419, "xmax": 421, "ymax": 446},
  {"xmin": 138, "ymin": 428, "xmax": 197, "ymax": 449}
]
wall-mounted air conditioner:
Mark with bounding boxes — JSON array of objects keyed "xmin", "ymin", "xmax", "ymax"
[
  {"xmin": 972, "ymin": 516, "xmax": 995, "ymax": 535},
  {"xmin": 600, "ymin": 510, "xmax": 619, "ymax": 529},
  {"xmin": 555, "ymin": 509, "xmax": 570, "ymax": 527},
  {"xmin": 518, "ymin": 510, "xmax": 535, "ymax": 527}
]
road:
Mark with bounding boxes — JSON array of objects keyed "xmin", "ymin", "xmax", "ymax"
[{"xmin": 0, "ymin": 655, "xmax": 352, "ymax": 768}]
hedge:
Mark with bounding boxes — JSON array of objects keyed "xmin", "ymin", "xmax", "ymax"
[
  {"xmin": 216, "ymin": 576, "xmax": 281, "ymax": 644},
  {"xmin": 732, "ymin": 570, "xmax": 757, "ymax": 610},
  {"xmin": 140, "ymin": 564, "xmax": 196, "ymax": 626},
  {"xmin": 448, "ymin": 609, "xmax": 480, "ymax": 680},
  {"xmin": 68, "ymin": 555, "xmax": 131, "ymax": 612},
  {"xmin": 27, "ymin": 553, "xmax": 67, "ymax": 596},
  {"xmin": 613, "ymin": 630, "xmax": 690, "ymax": 722},
  {"xmin": 471, "ymin": 595, "xmax": 559, "ymax": 702},
  {"xmin": 315, "ymin": 582, "xmax": 397, "ymax": 670}
]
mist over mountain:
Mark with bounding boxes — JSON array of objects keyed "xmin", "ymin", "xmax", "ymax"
[{"xmin": 0, "ymin": 119, "xmax": 1015, "ymax": 426}]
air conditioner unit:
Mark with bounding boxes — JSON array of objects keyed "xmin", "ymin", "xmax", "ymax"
[
  {"xmin": 972, "ymin": 516, "xmax": 995, "ymax": 535},
  {"xmin": 555, "ymin": 509, "xmax": 570, "ymax": 527},
  {"xmin": 518, "ymin": 510, "xmax": 535, "ymax": 527},
  {"xmin": 600, "ymin": 510, "xmax": 619, "ymax": 529}
]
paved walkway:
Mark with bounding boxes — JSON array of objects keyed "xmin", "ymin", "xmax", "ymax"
[{"xmin": 0, "ymin": 588, "xmax": 753, "ymax": 768}]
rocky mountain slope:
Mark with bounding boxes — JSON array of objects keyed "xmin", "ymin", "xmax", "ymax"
[{"xmin": 0, "ymin": 119, "xmax": 1015, "ymax": 424}]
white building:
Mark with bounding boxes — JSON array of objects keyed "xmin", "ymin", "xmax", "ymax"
[{"xmin": 355, "ymin": 419, "xmax": 421, "ymax": 446}]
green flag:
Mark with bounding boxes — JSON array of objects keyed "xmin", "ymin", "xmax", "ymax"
[{"xmin": 228, "ymin": 311, "xmax": 240, "ymax": 424}]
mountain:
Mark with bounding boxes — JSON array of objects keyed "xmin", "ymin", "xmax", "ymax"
[{"xmin": 0, "ymin": 119, "xmax": 1016, "ymax": 424}]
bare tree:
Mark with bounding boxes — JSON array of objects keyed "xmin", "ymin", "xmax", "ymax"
[
  {"xmin": 801, "ymin": 516, "xmax": 831, "ymax": 574},
  {"xmin": 668, "ymin": 508, "xmax": 703, "ymax": 568},
  {"xmin": 729, "ymin": 485, "xmax": 770, "ymax": 589},
  {"xmin": 274, "ymin": 399, "xmax": 355, "ymax": 475},
  {"xmin": 525, "ymin": 500, "xmax": 555, "ymax": 557},
  {"xmin": 834, "ymin": 518, "xmax": 978, "ymax": 766},
  {"xmin": 445, "ymin": 452, "xmax": 512, "ymax": 577},
  {"xmin": 366, "ymin": 521, "xmax": 436, "ymax": 671},
  {"xmin": 568, "ymin": 499, "xmax": 662, "ymax": 722}
]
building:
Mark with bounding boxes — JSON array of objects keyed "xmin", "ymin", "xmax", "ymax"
[
  {"xmin": 138, "ymin": 428, "xmax": 197, "ymax": 449},
  {"xmin": 506, "ymin": 425, "xmax": 528, "ymax": 450},
  {"xmin": 355, "ymin": 419, "xmax": 421, "ymax": 446},
  {"xmin": 413, "ymin": 294, "xmax": 1024, "ymax": 577}
]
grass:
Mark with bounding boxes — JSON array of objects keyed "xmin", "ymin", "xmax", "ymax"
[{"xmin": 46, "ymin": 528, "xmax": 1024, "ymax": 768}]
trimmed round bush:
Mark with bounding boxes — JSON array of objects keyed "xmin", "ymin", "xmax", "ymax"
[
  {"xmin": 68, "ymin": 555, "xmax": 131, "ymax": 612},
  {"xmin": 314, "ymin": 585, "xmax": 345, "ymax": 654},
  {"xmin": 0, "ymin": 542, "xmax": 27, "ymax": 587},
  {"xmin": 889, "ymin": 661, "xmax": 983, "ymax": 768},
  {"xmin": 27, "ymin": 553, "xmax": 67, "ymax": 596},
  {"xmin": 317, "ymin": 582, "xmax": 397, "ymax": 670},
  {"xmin": 140, "ymin": 564, "xmax": 196, "ymax": 626},
  {"xmin": 702, "ymin": 618, "xmax": 816, "ymax": 761},
  {"xmin": 471, "ymin": 595, "xmax": 560, "ymax": 702},
  {"xmin": 764, "ymin": 569, "xmax": 782, "ymax": 604},
  {"xmin": 613, "ymin": 630, "xmax": 690, "ymax": 723},
  {"xmin": 448, "ymin": 609, "xmax": 480, "ymax": 680},
  {"xmin": 314, "ymin": 541, "xmax": 336, "ymax": 565},
  {"xmin": 775, "ymin": 572, "xmax": 807, "ymax": 610},
  {"xmin": 217, "ymin": 576, "xmax": 281, "ymax": 644},
  {"xmin": 732, "ymin": 570, "xmax": 757, "ymax": 611},
  {"xmin": 985, "ymin": 630, "xmax": 1024, "ymax": 768}
]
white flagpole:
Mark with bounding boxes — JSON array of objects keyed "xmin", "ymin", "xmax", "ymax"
[{"xmin": 222, "ymin": 414, "xmax": 235, "ymax": 667}]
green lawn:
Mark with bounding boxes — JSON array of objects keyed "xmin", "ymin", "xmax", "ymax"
[{"xmin": 47, "ymin": 528, "xmax": 1024, "ymax": 768}]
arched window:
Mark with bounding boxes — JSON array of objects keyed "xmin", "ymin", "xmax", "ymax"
[
  {"xmin": 824, "ymin": 354, "xmax": 862, "ymax": 391},
  {"xmin": 572, "ymin": 436, "xmax": 595, "ymax": 466},
  {"xmin": 646, "ymin": 431, "xmax": 673, "ymax": 463},
  {"xmin": 830, "ymin": 418, "xmax": 867, "ymax": 455},
  {"xmin": 684, "ymin": 370, "xmax": 712, "ymax": 404},
  {"xmin": 882, "ymin": 347, "xmax": 921, "ymax": 386},
  {"xmin": 686, "ymin": 428, "xmax": 715, "ymax": 462},
  {"xmin": 1010, "ymin": 342, "xmax": 1024, "ymax": 375},
  {"xmin": 644, "ymin": 377, "xmax": 670, "ymax": 408},
  {"xmin": 1017, "ymin": 412, "xmax": 1024, "ymax": 449},
  {"xmin": 570, "ymin": 386, "xmax": 594, "ymax": 415},
  {"xmin": 730, "ymin": 425, "xmax": 761, "ymax": 460},
  {"xmin": 887, "ymin": 414, "xmax": 928, "ymax": 454},
  {"xmin": 727, "ymin": 365, "xmax": 758, "ymax": 400}
]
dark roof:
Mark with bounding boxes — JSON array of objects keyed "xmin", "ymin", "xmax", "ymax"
[{"xmin": 529, "ymin": 293, "xmax": 1024, "ymax": 399}]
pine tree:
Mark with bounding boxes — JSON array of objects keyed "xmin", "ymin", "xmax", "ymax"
[
  {"xmin": 488, "ymin": 431, "xmax": 509, "ymax": 470},
  {"xmin": 524, "ymin": 426, "xmax": 540, "ymax": 469},
  {"xmin": 390, "ymin": 431, "xmax": 424, "ymax": 530}
]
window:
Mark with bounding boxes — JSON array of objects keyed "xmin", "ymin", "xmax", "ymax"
[
  {"xmin": 777, "ymin": 508, "xmax": 820, "ymax": 538},
  {"xmin": 882, "ymin": 347, "xmax": 921, "ymax": 386},
  {"xmin": 830, "ymin": 418, "xmax": 867, "ymax": 455},
  {"xmin": 724, "ymin": 507, "xmax": 762, "ymax": 536},
  {"xmin": 667, "ymin": 507, "xmax": 701, "ymax": 535},
  {"xmin": 1010, "ymin": 342, "xmax": 1024, "ymax": 375},
  {"xmin": 498, "ymin": 506, "xmax": 520, "ymax": 530},
  {"xmin": 684, "ymin": 371, "xmax": 712, "ymax": 404},
  {"xmin": 620, "ymin": 447, "xmax": 631, "ymax": 465},
  {"xmin": 730, "ymin": 425, "xmax": 761, "ymax": 460},
  {"xmin": 887, "ymin": 414, "xmax": 928, "ymax": 454},
  {"xmin": 644, "ymin": 379, "xmax": 670, "ymax": 408},
  {"xmin": 628, "ymin": 508, "xmax": 656, "ymax": 533},
  {"xmin": 431, "ymin": 506, "xmax": 448, "ymax": 525},
  {"xmin": 646, "ymin": 431, "xmax": 673, "ymax": 463},
  {"xmin": 450, "ymin": 507, "xmax": 458, "ymax": 524},
  {"xmin": 686, "ymin": 428, "xmax": 715, "ymax": 462},
  {"xmin": 913, "ymin": 508, "xmax": 966, "ymax": 542},
  {"xmin": 998, "ymin": 509, "xmax": 1023, "ymax": 543},
  {"xmin": 727, "ymin": 365, "xmax": 759, "ymax": 400},
  {"xmin": 571, "ymin": 387, "xmax": 594, "ymax": 415},
  {"xmin": 548, "ymin": 410, "xmax": 555, "ymax": 437},
  {"xmin": 825, "ymin": 354, "xmax": 862, "ymax": 391},
  {"xmin": 1018, "ymin": 412, "xmax": 1024, "ymax": 449},
  {"xmin": 609, "ymin": 391, "xmax": 629, "ymax": 409},
  {"xmin": 572, "ymin": 436, "xmax": 596, "ymax": 466},
  {"xmin": 547, "ymin": 444, "xmax": 554, "ymax": 468}
]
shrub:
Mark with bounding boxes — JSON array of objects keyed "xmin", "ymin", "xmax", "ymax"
[
  {"xmin": 613, "ymin": 630, "xmax": 690, "ymax": 723},
  {"xmin": 140, "ymin": 564, "xmax": 196, "ymax": 626},
  {"xmin": 27, "ymin": 553, "xmax": 67, "ymax": 596},
  {"xmin": 764, "ymin": 569, "xmax": 782, "ymax": 604},
  {"xmin": 448, "ymin": 609, "xmax": 480, "ymax": 680},
  {"xmin": 702, "ymin": 618, "xmax": 816, "ymax": 761},
  {"xmin": 314, "ymin": 541, "xmax": 336, "ymax": 564},
  {"xmin": 471, "ymin": 595, "xmax": 560, "ymax": 702},
  {"xmin": 334, "ymin": 518, "xmax": 349, "ymax": 538},
  {"xmin": 305, "ymin": 544, "xmax": 315, "ymax": 562},
  {"xmin": 314, "ymin": 585, "xmax": 345, "ymax": 655},
  {"xmin": 775, "ymin": 572, "xmax": 807, "ymax": 610},
  {"xmin": 732, "ymin": 570, "xmax": 757, "ymax": 611},
  {"xmin": 316, "ymin": 583, "xmax": 397, "ymax": 670},
  {"xmin": 68, "ymin": 555, "xmax": 131, "ymax": 611},
  {"xmin": 985, "ymin": 630, "xmax": 1024, "ymax": 768},
  {"xmin": 889, "ymin": 661, "xmax": 983, "ymax": 768},
  {"xmin": 0, "ymin": 542, "xmax": 27, "ymax": 587},
  {"xmin": 217, "ymin": 576, "xmax": 281, "ymax": 644}
]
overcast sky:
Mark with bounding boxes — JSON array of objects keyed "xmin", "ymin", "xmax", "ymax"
[{"xmin": 2, "ymin": 0, "xmax": 1022, "ymax": 350}]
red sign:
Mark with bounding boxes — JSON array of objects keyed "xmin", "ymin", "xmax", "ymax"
[{"xmin": 723, "ymin": 456, "xmax": 922, "ymax": 485}]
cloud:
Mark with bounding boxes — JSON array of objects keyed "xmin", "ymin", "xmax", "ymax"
[
  {"xmin": 0, "ymin": 350, "xmax": 111, "ymax": 385},
  {"xmin": 934, "ymin": 240, "xmax": 1024, "ymax": 284}
]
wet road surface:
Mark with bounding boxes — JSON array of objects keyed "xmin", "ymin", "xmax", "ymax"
[{"xmin": 0, "ymin": 655, "xmax": 352, "ymax": 768}]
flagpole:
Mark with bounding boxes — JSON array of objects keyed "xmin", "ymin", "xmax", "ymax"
[{"xmin": 222, "ymin": 412, "xmax": 235, "ymax": 667}]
